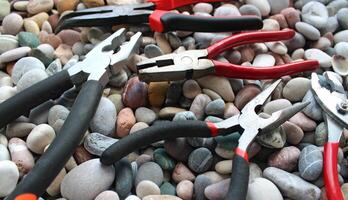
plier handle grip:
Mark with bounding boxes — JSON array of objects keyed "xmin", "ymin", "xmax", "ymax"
[{"xmin": 137, "ymin": 29, "xmax": 319, "ymax": 82}]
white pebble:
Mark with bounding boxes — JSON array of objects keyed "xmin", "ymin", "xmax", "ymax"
[
  {"xmin": 26, "ymin": 124, "xmax": 55, "ymax": 154},
  {"xmin": 0, "ymin": 160, "xmax": 19, "ymax": 197},
  {"xmin": 253, "ymin": 54, "xmax": 275, "ymax": 67},
  {"xmin": 304, "ymin": 49, "xmax": 332, "ymax": 68},
  {"xmin": 16, "ymin": 68, "xmax": 48, "ymax": 92},
  {"xmin": 0, "ymin": 86, "xmax": 16, "ymax": 103},
  {"xmin": 0, "ymin": 144, "xmax": 10, "ymax": 161}
]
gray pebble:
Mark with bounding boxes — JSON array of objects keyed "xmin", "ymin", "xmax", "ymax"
[
  {"xmin": 135, "ymin": 162, "xmax": 163, "ymax": 186},
  {"xmin": 109, "ymin": 69, "xmax": 128, "ymax": 87},
  {"xmin": 321, "ymin": 15, "xmax": 339, "ymax": 34},
  {"xmin": 114, "ymin": 158, "xmax": 133, "ymax": 198},
  {"xmin": 144, "ymin": 44, "xmax": 163, "ymax": 58},
  {"xmin": 205, "ymin": 99, "xmax": 225, "ymax": 116},
  {"xmin": 167, "ymin": 33, "xmax": 182, "ymax": 50},
  {"xmin": 301, "ymin": 90, "xmax": 322, "ymax": 121},
  {"xmin": 84, "ymin": 132, "xmax": 118, "ymax": 156},
  {"xmin": 48, "ymin": 105, "xmax": 70, "ymax": 126},
  {"xmin": 283, "ymin": 32, "xmax": 306, "ymax": 52},
  {"xmin": 6, "ymin": 122, "xmax": 36, "ymax": 138},
  {"xmin": 337, "ymin": 8, "xmax": 348, "ymax": 29},
  {"xmin": 327, "ymin": 0, "xmax": 348, "ymax": 16},
  {"xmin": 135, "ymin": 107, "xmax": 157, "ymax": 125},
  {"xmin": 16, "ymin": 69, "xmax": 48, "ymax": 92},
  {"xmin": 90, "ymin": 97, "xmax": 116, "ymax": 136},
  {"xmin": 72, "ymin": 42, "xmax": 85, "ymax": 56},
  {"xmin": 214, "ymin": 5, "xmax": 241, "ymax": 17},
  {"xmin": 11, "ymin": 57, "xmax": 45, "ymax": 84},
  {"xmin": 193, "ymin": 32, "xmax": 215, "ymax": 49},
  {"xmin": 173, "ymin": 111, "xmax": 197, "ymax": 121},
  {"xmin": 182, "ymin": 37, "xmax": 196, "ymax": 50},
  {"xmin": 334, "ymin": 30, "xmax": 348, "ymax": 43},
  {"xmin": 239, "ymin": 4, "xmax": 262, "ymax": 17},
  {"xmin": 188, "ymin": 147, "xmax": 213, "ymax": 173},
  {"xmin": 301, "ymin": 1, "xmax": 328, "ymax": 29},
  {"xmin": 299, "ymin": 145, "xmax": 323, "ymax": 181},
  {"xmin": 194, "ymin": 175, "xmax": 212, "ymax": 200},
  {"xmin": 46, "ymin": 59, "xmax": 62, "ymax": 76},
  {"xmin": 295, "ymin": 22, "xmax": 321, "ymax": 41},
  {"xmin": 164, "ymin": 138, "xmax": 194, "ymax": 162},
  {"xmin": 36, "ymin": 44, "xmax": 54, "ymax": 59},
  {"xmin": 0, "ymin": 144, "xmax": 10, "ymax": 161},
  {"xmin": 334, "ymin": 42, "xmax": 348, "ymax": 58}
]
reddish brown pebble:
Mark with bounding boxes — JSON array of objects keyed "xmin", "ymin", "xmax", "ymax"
[
  {"xmin": 48, "ymin": 14, "xmax": 59, "ymax": 30},
  {"xmin": 269, "ymin": 14, "xmax": 288, "ymax": 29},
  {"xmin": 73, "ymin": 146, "xmax": 93, "ymax": 164},
  {"xmin": 234, "ymin": 84, "xmax": 261, "ymax": 110},
  {"xmin": 116, "ymin": 107, "xmax": 136, "ymax": 138},
  {"xmin": 39, "ymin": 31, "xmax": 62, "ymax": 49},
  {"xmin": 172, "ymin": 162, "xmax": 196, "ymax": 183},
  {"xmin": 281, "ymin": 7, "xmax": 301, "ymax": 28},
  {"xmin": 268, "ymin": 146, "xmax": 300, "ymax": 172},
  {"xmin": 289, "ymin": 112, "xmax": 317, "ymax": 132},
  {"xmin": 57, "ymin": 30, "xmax": 81, "ymax": 46},
  {"xmin": 122, "ymin": 76, "xmax": 148, "ymax": 110},
  {"xmin": 282, "ymin": 121, "xmax": 304, "ymax": 145},
  {"xmin": 82, "ymin": 0, "xmax": 105, "ymax": 8},
  {"xmin": 239, "ymin": 46, "xmax": 255, "ymax": 63}
]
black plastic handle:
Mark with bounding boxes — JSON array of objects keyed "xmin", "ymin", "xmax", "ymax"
[
  {"xmin": 0, "ymin": 70, "xmax": 74, "ymax": 128},
  {"xmin": 158, "ymin": 13, "xmax": 263, "ymax": 32},
  {"xmin": 225, "ymin": 154, "xmax": 250, "ymax": 200},
  {"xmin": 7, "ymin": 80, "xmax": 104, "ymax": 200},
  {"xmin": 101, "ymin": 120, "xmax": 212, "ymax": 165}
]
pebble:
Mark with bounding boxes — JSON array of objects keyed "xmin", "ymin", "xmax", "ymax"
[
  {"xmin": 148, "ymin": 82, "xmax": 169, "ymax": 107},
  {"xmin": 205, "ymin": 99, "xmax": 225, "ymax": 117},
  {"xmin": 11, "ymin": 57, "xmax": 45, "ymax": 84},
  {"xmin": 0, "ymin": 47, "xmax": 31, "ymax": 63},
  {"xmin": 183, "ymin": 80, "xmax": 201, "ymax": 99},
  {"xmin": 282, "ymin": 121, "xmax": 304, "ymax": 145},
  {"xmin": 114, "ymin": 158, "xmax": 133, "ymax": 198},
  {"xmin": 299, "ymin": 145, "xmax": 323, "ymax": 181},
  {"xmin": 257, "ymin": 125, "xmax": 286, "ymax": 148},
  {"xmin": 0, "ymin": 134, "xmax": 7, "ymax": 146},
  {"xmin": 154, "ymin": 32, "xmax": 172, "ymax": 54},
  {"xmin": 0, "ymin": 86, "xmax": 16, "ymax": 103},
  {"xmin": 48, "ymin": 105, "xmax": 69, "ymax": 126},
  {"xmin": 61, "ymin": 159, "xmax": 115, "ymax": 200},
  {"xmin": 57, "ymin": 29, "xmax": 81, "ymax": 46},
  {"xmin": 263, "ymin": 167, "xmax": 321, "ymax": 200},
  {"xmin": 27, "ymin": 0, "xmax": 54, "ymax": 14},
  {"xmin": 159, "ymin": 107, "xmax": 186, "ymax": 119},
  {"xmin": 264, "ymin": 99, "xmax": 292, "ymax": 114},
  {"xmin": 125, "ymin": 195, "xmax": 141, "ymax": 200},
  {"xmin": 116, "ymin": 108, "xmax": 136, "ymax": 138},
  {"xmin": 282, "ymin": 77, "xmax": 311, "ymax": 102},
  {"xmin": 84, "ymin": 132, "xmax": 118, "ymax": 156},
  {"xmin": 247, "ymin": 177, "xmax": 283, "ymax": 200},
  {"xmin": 90, "ymin": 97, "xmax": 116, "ymax": 136},
  {"xmin": 135, "ymin": 162, "xmax": 163, "ymax": 186},
  {"xmin": 95, "ymin": 191, "xmax": 119, "ymax": 200},
  {"xmin": 26, "ymin": 124, "xmax": 55, "ymax": 154},
  {"xmin": 0, "ymin": 0, "xmax": 10, "ymax": 18},
  {"xmin": 176, "ymin": 180, "xmax": 193, "ymax": 200},
  {"xmin": 194, "ymin": 174, "xmax": 212, "ymax": 200},
  {"xmin": 253, "ymin": 53, "xmax": 276, "ymax": 66},
  {"xmin": 16, "ymin": 68, "xmax": 48, "ymax": 92},
  {"xmin": 0, "ymin": 35, "xmax": 18, "ymax": 54},
  {"xmin": 189, "ymin": 94, "xmax": 211, "ymax": 120},
  {"xmin": 160, "ymin": 182, "xmax": 176, "ymax": 196},
  {"xmin": 334, "ymin": 30, "xmax": 348, "ymax": 43},
  {"xmin": 173, "ymin": 111, "xmax": 197, "ymax": 121},
  {"xmin": 335, "ymin": 42, "xmax": 348, "ymax": 59},
  {"xmin": 301, "ymin": 1, "xmax": 328, "ymax": 29},
  {"xmin": 136, "ymin": 180, "xmax": 161, "ymax": 198},
  {"xmin": 153, "ymin": 148, "xmax": 175, "ymax": 171},
  {"xmin": 39, "ymin": 32, "xmax": 62, "ymax": 49},
  {"xmin": 295, "ymin": 22, "xmax": 321, "ymax": 41},
  {"xmin": 234, "ymin": 84, "xmax": 261, "ymax": 110},
  {"xmin": 245, "ymin": 0, "xmax": 271, "ymax": 16},
  {"xmin": 284, "ymin": 32, "xmax": 306, "ymax": 52},
  {"xmin": 0, "ymin": 144, "xmax": 10, "ymax": 161},
  {"xmin": 337, "ymin": 8, "xmax": 348, "ymax": 29},
  {"xmin": 315, "ymin": 122, "xmax": 327, "ymax": 146},
  {"xmin": 23, "ymin": 19, "xmax": 40, "ymax": 35},
  {"xmin": 239, "ymin": 4, "xmax": 261, "ymax": 17},
  {"xmin": 268, "ymin": 0, "xmax": 289, "ymax": 14},
  {"xmin": 164, "ymin": 138, "xmax": 194, "ymax": 162},
  {"xmin": 123, "ymin": 76, "xmax": 148, "ymax": 110},
  {"xmin": 204, "ymin": 178, "xmax": 229, "ymax": 200},
  {"xmin": 188, "ymin": 147, "xmax": 213, "ymax": 173},
  {"xmin": 134, "ymin": 107, "xmax": 156, "ymax": 125},
  {"xmin": 193, "ymin": 3, "xmax": 213, "ymax": 13},
  {"xmin": 214, "ymin": 4, "xmax": 241, "ymax": 17},
  {"xmin": 8, "ymin": 138, "xmax": 35, "ymax": 176},
  {"xmin": 262, "ymin": 19, "xmax": 280, "ymax": 31},
  {"xmin": 108, "ymin": 94, "xmax": 124, "ymax": 113},
  {"xmin": 289, "ymin": 112, "xmax": 317, "ymax": 132},
  {"xmin": 172, "ymin": 162, "xmax": 195, "ymax": 183},
  {"xmin": 130, "ymin": 122, "xmax": 149, "ymax": 134},
  {"xmin": 2, "ymin": 13, "xmax": 23, "ymax": 35},
  {"xmin": 268, "ymin": 146, "xmax": 300, "ymax": 172},
  {"xmin": 54, "ymin": 44, "xmax": 73, "ymax": 65},
  {"xmin": 304, "ymin": 48, "xmax": 332, "ymax": 68},
  {"xmin": 57, "ymin": 0, "xmax": 79, "ymax": 13},
  {"xmin": 0, "ymin": 160, "xmax": 19, "ymax": 197},
  {"xmin": 144, "ymin": 44, "xmax": 164, "ymax": 58},
  {"xmin": 215, "ymin": 160, "xmax": 232, "ymax": 174},
  {"xmin": 197, "ymin": 76, "xmax": 234, "ymax": 102},
  {"xmin": 265, "ymin": 41, "xmax": 287, "ymax": 55},
  {"xmin": 6, "ymin": 122, "xmax": 36, "ymax": 138},
  {"xmin": 302, "ymin": 90, "xmax": 322, "ymax": 121}
]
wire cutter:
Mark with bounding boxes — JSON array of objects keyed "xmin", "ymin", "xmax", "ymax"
[
  {"xmin": 311, "ymin": 73, "xmax": 348, "ymax": 200},
  {"xmin": 101, "ymin": 79, "xmax": 309, "ymax": 200},
  {"xmin": 137, "ymin": 29, "xmax": 319, "ymax": 82},
  {"xmin": 55, "ymin": 0, "xmax": 263, "ymax": 33},
  {"xmin": 1, "ymin": 28, "xmax": 142, "ymax": 199}
]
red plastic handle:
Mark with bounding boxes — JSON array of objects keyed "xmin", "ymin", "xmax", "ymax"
[
  {"xmin": 148, "ymin": 0, "xmax": 228, "ymax": 10},
  {"xmin": 213, "ymin": 60, "xmax": 318, "ymax": 79},
  {"xmin": 324, "ymin": 142, "xmax": 344, "ymax": 200},
  {"xmin": 207, "ymin": 29, "xmax": 295, "ymax": 59},
  {"xmin": 149, "ymin": 10, "xmax": 168, "ymax": 32}
]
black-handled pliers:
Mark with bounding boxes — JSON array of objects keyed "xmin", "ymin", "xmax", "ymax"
[
  {"xmin": 55, "ymin": 0, "xmax": 263, "ymax": 33},
  {"xmin": 101, "ymin": 79, "xmax": 309, "ymax": 200},
  {"xmin": 2, "ymin": 28, "xmax": 142, "ymax": 200}
]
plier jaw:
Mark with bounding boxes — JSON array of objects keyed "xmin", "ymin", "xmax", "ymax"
[{"xmin": 137, "ymin": 50, "xmax": 215, "ymax": 82}]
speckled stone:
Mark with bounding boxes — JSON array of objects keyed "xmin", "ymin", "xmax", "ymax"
[
  {"xmin": 84, "ymin": 132, "xmax": 118, "ymax": 156},
  {"xmin": 299, "ymin": 145, "xmax": 323, "ymax": 181},
  {"xmin": 188, "ymin": 147, "xmax": 213, "ymax": 173},
  {"xmin": 268, "ymin": 146, "xmax": 300, "ymax": 172}
]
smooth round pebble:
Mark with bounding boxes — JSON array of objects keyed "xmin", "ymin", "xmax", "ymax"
[
  {"xmin": 282, "ymin": 77, "xmax": 311, "ymax": 102},
  {"xmin": 135, "ymin": 162, "xmax": 164, "ymax": 186},
  {"xmin": 84, "ymin": 132, "xmax": 118, "ymax": 156},
  {"xmin": 0, "ymin": 160, "xmax": 19, "ymax": 197},
  {"xmin": 337, "ymin": 8, "xmax": 348, "ymax": 29},
  {"xmin": 253, "ymin": 54, "xmax": 275, "ymax": 66},
  {"xmin": 90, "ymin": 97, "xmax": 116, "ymax": 136},
  {"xmin": 245, "ymin": 0, "xmax": 271, "ymax": 16},
  {"xmin": 0, "ymin": 144, "xmax": 10, "ymax": 161},
  {"xmin": 188, "ymin": 147, "xmax": 213, "ymax": 173},
  {"xmin": 305, "ymin": 49, "xmax": 332, "ymax": 68},
  {"xmin": 205, "ymin": 99, "xmax": 225, "ymax": 116},
  {"xmin": 295, "ymin": 22, "xmax": 321, "ymax": 41},
  {"xmin": 16, "ymin": 68, "xmax": 48, "ymax": 92},
  {"xmin": 136, "ymin": 180, "xmax": 161, "ymax": 198},
  {"xmin": 95, "ymin": 191, "xmax": 119, "ymax": 200},
  {"xmin": 183, "ymin": 80, "xmax": 201, "ymax": 99},
  {"xmin": 268, "ymin": 146, "xmax": 300, "ymax": 172},
  {"xmin": 246, "ymin": 177, "xmax": 283, "ymax": 200},
  {"xmin": 301, "ymin": 2, "xmax": 328, "ymax": 29},
  {"xmin": 135, "ymin": 107, "xmax": 157, "ymax": 125},
  {"xmin": 11, "ymin": 57, "xmax": 45, "ymax": 84},
  {"xmin": 299, "ymin": 145, "xmax": 323, "ymax": 181},
  {"xmin": 176, "ymin": 180, "xmax": 193, "ymax": 200},
  {"xmin": 2, "ymin": 13, "xmax": 23, "ymax": 35},
  {"xmin": 26, "ymin": 124, "xmax": 55, "ymax": 154},
  {"xmin": 264, "ymin": 99, "xmax": 292, "ymax": 114},
  {"xmin": 193, "ymin": 3, "xmax": 213, "ymax": 13}
]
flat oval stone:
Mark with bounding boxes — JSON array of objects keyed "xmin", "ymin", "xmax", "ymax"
[
  {"xmin": 188, "ymin": 147, "xmax": 213, "ymax": 173},
  {"xmin": 334, "ymin": 30, "xmax": 348, "ymax": 43},
  {"xmin": 204, "ymin": 178, "xmax": 229, "ymax": 200},
  {"xmin": 26, "ymin": 124, "xmax": 55, "ymax": 154},
  {"xmin": 16, "ymin": 68, "xmax": 48, "ymax": 92},
  {"xmin": 189, "ymin": 94, "xmax": 211, "ymax": 120},
  {"xmin": 197, "ymin": 76, "xmax": 234, "ymax": 102},
  {"xmin": 2, "ymin": 13, "xmax": 23, "ymax": 35},
  {"xmin": 84, "ymin": 132, "xmax": 118, "ymax": 156},
  {"xmin": 95, "ymin": 191, "xmax": 119, "ymax": 200},
  {"xmin": 253, "ymin": 54, "xmax": 275, "ymax": 67},
  {"xmin": 172, "ymin": 162, "xmax": 195, "ymax": 183},
  {"xmin": 6, "ymin": 122, "xmax": 36, "ymax": 138},
  {"xmin": 116, "ymin": 108, "xmax": 136, "ymax": 138},
  {"xmin": 295, "ymin": 22, "xmax": 321, "ymax": 41},
  {"xmin": 337, "ymin": 8, "xmax": 348, "ymax": 29},
  {"xmin": 282, "ymin": 77, "xmax": 311, "ymax": 102},
  {"xmin": 264, "ymin": 99, "xmax": 292, "ymax": 114},
  {"xmin": 135, "ymin": 162, "xmax": 163, "ymax": 186},
  {"xmin": 299, "ymin": 145, "xmax": 323, "ymax": 181},
  {"xmin": 123, "ymin": 77, "xmax": 148, "ymax": 110},
  {"xmin": 90, "ymin": 97, "xmax": 116, "ymax": 136},
  {"xmin": 183, "ymin": 79, "xmax": 201, "ymax": 99},
  {"xmin": 148, "ymin": 82, "xmax": 169, "ymax": 107},
  {"xmin": 61, "ymin": 159, "xmax": 115, "ymax": 200},
  {"xmin": 11, "ymin": 57, "xmax": 45, "ymax": 84},
  {"xmin": 234, "ymin": 84, "xmax": 261, "ymax": 110},
  {"xmin": 282, "ymin": 121, "xmax": 304, "ymax": 145},
  {"xmin": 268, "ymin": 146, "xmax": 300, "ymax": 172},
  {"xmin": 193, "ymin": 3, "xmax": 213, "ymax": 13},
  {"xmin": 114, "ymin": 158, "xmax": 133, "ymax": 198},
  {"xmin": 301, "ymin": 90, "xmax": 323, "ymax": 121},
  {"xmin": 289, "ymin": 112, "xmax": 317, "ymax": 132},
  {"xmin": 27, "ymin": 0, "xmax": 54, "ymax": 14},
  {"xmin": 8, "ymin": 138, "xmax": 35, "ymax": 176},
  {"xmin": 176, "ymin": 180, "xmax": 193, "ymax": 200},
  {"xmin": 301, "ymin": 1, "xmax": 328, "ymax": 29},
  {"xmin": 215, "ymin": 160, "xmax": 232, "ymax": 174},
  {"xmin": 194, "ymin": 174, "xmax": 213, "ymax": 200},
  {"xmin": 135, "ymin": 107, "xmax": 157, "ymax": 125},
  {"xmin": 0, "ymin": 160, "xmax": 19, "ymax": 197},
  {"xmin": 263, "ymin": 167, "xmax": 321, "ymax": 200},
  {"xmin": 239, "ymin": 4, "xmax": 261, "ymax": 17},
  {"xmin": 48, "ymin": 105, "xmax": 69, "ymax": 126},
  {"xmin": 247, "ymin": 177, "xmax": 283, "ymax": 200},
  {"xmin": 136, "ymin": 180, "xmax": 161, "ymax": 198}
]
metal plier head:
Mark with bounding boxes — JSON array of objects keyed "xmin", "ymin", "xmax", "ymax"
[
  {"xmin": 68, "ymin": 28, "xmax": 142, "ymax": 86},
  {"xmin": 311, "ymin": 73, "xmax": 348, "ymax": 129}
]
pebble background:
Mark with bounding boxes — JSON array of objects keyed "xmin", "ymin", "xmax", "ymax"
[{"xmin": 0, "ymin": 0, "xmax": 347, "ymax": 200}]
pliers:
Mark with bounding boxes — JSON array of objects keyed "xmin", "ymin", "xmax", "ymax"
[
  {"xmin": 311, "ymin": 73, "xmax": 348, "ymax": 200},
  {"xmin": 101, "ymin": 79, "xmax": 309, "ymax": 200},
  {"xmin": 1, "ymin": 28, "xmax": 142, "ymax": 199},
  {"xmin": 137, "ymin": 29, "xmax": 319, "ymax": 82},
  {"xmin": 55, "ymin": 0, "xmax": 263, "ymax": 33}
]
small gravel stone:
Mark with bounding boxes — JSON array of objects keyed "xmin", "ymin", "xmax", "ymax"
[
  {"xmin": 160, "ymin": 182, "xmax": 176, "ymax": 196},
  {"xmin": 84, "ymin": 132, "xmax": 118, "ymax": 156},
  {"xmin": 90, "ymin": 97, "xmax": 116, "ymax": 136},
  {"xmin": 304, "ymin": 48, "xmax": 332, "ymax": 68},
  {"xmin": 268, "ymin": 146, "xmax": 300, "ymax": 172},
  {"xmin": 136, "ymin": 180, "xmax": 161, "ymax": 198},
  {"xmin": 282, "ymin": 77, "xmax": 311, "ymax": 102},
  {"xmin": 0, "ymin": 160, "xmax": 19, "ymax": 197},
  {"xmin": 6, "ymin": 122, "xmax": 36, "ymax": 138},
  {"xmin": 205, "ymin": 99, "xmax": 225, "ymax": 117},
  {"xmin": 289, "ymin": 112, "xmax": 317, "ymax": 132},
  {"xmin": 189, "ymin": 94, "xmax": 211, "ymax": 120},
  {"xmin": 135, "ymin": 107, "xmax": 157, "ymax": 125},
  {"xmin": 183, "ymin": 80, "xmax": 201, "ymax": 99},
  {"xmin": 172, "ymin": 162, "xmax": 195, "ymax": 183},
  {"xmin": 144, "ymin": 44, "xmax": 163, "ymax": 58},
  {"xmin": 26, "ymin": 124, "xmax": 55, "ymax": 154},
  {"xmin": 135, "ymin": 162, "xmax": 163, "ymax": 186},
  {"xmin": 176, "ymin": 180, "xmax": 193, "ymax": 200},
  {"xmin": 123, "ymin": 77, "xmax": 148, "ymax": 110},
  {"xmin": 299, "ymin": 145, "xmax": 323, "ymax": 181},
  {"xmin": 302, "ymin": 90, "xmax": 322, "ymax": 121},
  {"xmin": 245, "ymin": 0, "xmax": 271, "ymax": 16},
  {"xmin": 315, "ymin": 122, "xmax": 327, "ymax": 146},
  {"xmin": 295, "ymin": 22, "xmax": 321, "ymax": 41},
  {"xmin": 173, "ymin": 111, "xmax": 197, "ymax": 121},
  {"xmin": 214, "ymin": 4, "xmax": 241, "ymax": 17},
  {"xmin": 188, "ymin": 147, "xmax": 213, "ymax": 173},
  {"xmin": 195, "ymin": 174, "xmax": 213, "ymax": 200}
]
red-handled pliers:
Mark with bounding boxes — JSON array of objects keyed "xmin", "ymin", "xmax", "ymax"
[
  {"xmin": 55, "ymin": 0, "xmax": 263, "ymax": 33},
  {"xmin": 137, "ymin": 29, "xmax": 319, "ymax": 82},
  {"xmin": 311, "ymin": 73, "xmax": 347, "ymax": 200}
]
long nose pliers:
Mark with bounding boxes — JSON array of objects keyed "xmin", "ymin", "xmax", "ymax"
[
  {"xmin": 55, "ymin": 0, "xmax": 263, "ymax": 33},
  {"xmin": 137, "ymin": 29, "xmax": 319, "ymax": 82},
  {"xmin": 1, "ymin": 28, "xmax": 142, "ymax": 200},
  {"xmin": 311, "ymin": 73, "xmax": 348, "ymax": 200},
  {"xmin": 101, "ymin": 79, "xmax": 309, "ymax": 200}
]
